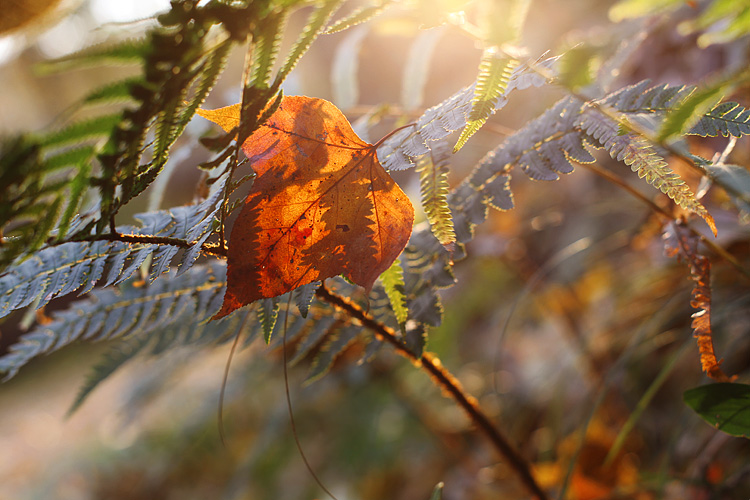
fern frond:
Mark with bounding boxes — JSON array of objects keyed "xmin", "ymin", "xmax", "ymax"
[
  {"xmin": 417, "ymin": 141, "xmax": 456, "ymax": 247},
  {"xmin": 36, "ymin": 39, "xmax": 148, "ymax": 73},
  {"xmin": 39, "ymin": 114, "xmax": 122, "ymax": 150},
  {"xmin": 380, "ymin": 258, "xmax": 408, "ymax": 330},
  {"xmin": 579, "ymin": 109, "xmax": 716, "ymax": 234},
  {"xmin": 324, "ymin": 0, "xmax": 394, "ymax": 34},
  {"xmin": 307, "ymin": 325, "xmax": 361, "ymax": 382},
  {"xmin": 258, "ymin": 297, "xmax": 280, "ymax": 343},
  {"xmin": 55, "ymin": 159, "xmax": 92, "ymax": 240},
  {"xmin": 273, "ymin": 0, "xmax": 343, "ymax": 89},
  {"xmin": 657, "ymin": 84, "xmax": 725, "ymax": 142},
  {"xmin": 0, "ymin": 179, "xmax": 225, "ymax": 318},
  {"xmin": 690, "ymin": 101, "xmax": 750, "ymax": 138},
  {"xmin": 82, "ymin": 78, "xmax": 141, "ymax": 107},
  {"xmin": 291, "ymin": 315, "xmax": 338, "ymax": 364},
  {"xmin": 294, "ymin": 281, "xmax": 321, "ymax": 318},
  {"xmin": 0, "ymin": 262, "xmax": 230, "ymax": 381},
  {"xmin": 603, "ymin": 80, "xmax": 691, "ymax": 113},
  {"xmin": 251, "ymin": 10, "xmax": 289, "ymax": 88},
  {"xmin": 454, "ymin": 50, "xmax": 518, "ymax": 153},
  {"xmin": 42, "ymin": 145, "xmax": 96, "ymax": 171},
  {"xmin": 378, "ymin": 53, "xmax": 558, "ymax": 171}
]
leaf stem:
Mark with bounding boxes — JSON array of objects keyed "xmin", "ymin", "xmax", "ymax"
[
  {"xmin": 315, "ymin": 285, "xmax": 550, "ymax": 500},
  {"xmin": 372, "ymin": 122, "xmax": 417, "ymax": 149}
]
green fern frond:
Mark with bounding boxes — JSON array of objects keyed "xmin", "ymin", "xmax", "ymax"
[
  {"xmin": 690, "ymin": 101, "xmax": 750, "ymax": 138},
  {"xmin": 0, "ymin": 262, "xmax": 230, "ymax": 381},
  {"xmin": 324, "ymin": 0, "xmax": 394, "ymax": 35},
  {"xmin": 380, "ymin": 258, "xmax": 408, "ymax": 330},
  {"xmin": 39, "ymin": 113, "xmax": 122, "ymax": 150},
  {"xmin": 81, "ymin": 78, "xmax": 141, "ymax": 107},
  {"xmin": 42, "ymin": 145, "xmax": 96, "ymax": 171},
  {"xmin": 455, "ymin": 51, "xmax": 518, "ymax": 152},
  {"xmin": 579, "ymin": 110, "xmax": 716, "ymax": 234},
  {"xmin": 36, "ymin": 39, "xmax": 149, "ymax": 74},
  {"xmin": 417, "ymin": 142, "xmax": 456, "ymax": 247},
  {"xmin": 184, "ymin": 41, "xmax": 233, "ymax": 119},
  {"xmin": 55, "ymin": 160, "xmax": 92, "ymax": 240},
  {"xmin": 273, "ymin": 0, "xmax": 343, "ymax": 90},
  {"xmin": 251, "ymin": 10, "xmax": 289, "ymax": 88}
]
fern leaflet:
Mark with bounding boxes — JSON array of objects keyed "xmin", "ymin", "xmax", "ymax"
[
  {"xmin": 380, "ymin": 258, "xmax": 408, "ymax": 331},
  {"xmin": 324, "ymin": 0, "xmax": 394, "ymax": 34},
  {"xmin": 690, "ymin": 101, "xmax": 750, "ymax": 138},
  {"xmin": 0, "ymin": 262, "xmax": 231, "ymax": 381},
  {"xmin": 417, "ymin": 141, "xmax": 456, "ymax": 247},
  {"xmin": 579, "ymin": 108, "xmax": 716, "ymax": 234},
  {"xmin": 273, "ymin": 0, "xmax": 343, "ymax": 90},
  {"xmin": 0, "ymin": 178, "xmax": 225, "ymax": 318},
  {"xmin": 455, "ymin": 50, "xmax": 519, "ymax": 152}
]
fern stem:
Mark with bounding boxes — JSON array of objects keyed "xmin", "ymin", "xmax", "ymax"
[
  {"xmin": 65, "ymin": 232, "xmax": 226, "ymax": 257},
  {"xmin": 315, "ymin": 285, "xmax": 550, "ymax": 500}
]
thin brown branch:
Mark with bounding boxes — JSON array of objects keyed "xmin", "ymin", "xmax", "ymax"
[{"xmin": 315, "ymin": 285, "xmax": 550, "ymax": 500}]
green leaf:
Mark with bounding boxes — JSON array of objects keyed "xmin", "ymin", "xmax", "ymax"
[{"xmin": 684, "ymin": 383, "xmax": 750, "ymax": 438}]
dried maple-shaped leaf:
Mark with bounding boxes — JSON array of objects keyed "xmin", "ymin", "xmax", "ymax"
[{"xmin": 198, "ymin": 96, "xmax": 414, "ymax": 318}]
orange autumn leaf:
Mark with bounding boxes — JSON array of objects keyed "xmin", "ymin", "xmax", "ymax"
[{"xmin": 197, "ymin": 96, "xmax": 414, "ymax": 318}]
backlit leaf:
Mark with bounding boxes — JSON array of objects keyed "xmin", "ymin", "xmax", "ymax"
[
  {"xmin": 684, "ymin": 383, "xmax": 750, "ymax": 438},
  {"xmin": 198, "ymin": 96, "xmax": 414, "ymax": 318}
]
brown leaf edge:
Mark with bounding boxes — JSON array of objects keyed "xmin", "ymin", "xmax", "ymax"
[{"xmin": 663, "ymin": 221, "xmax": 734, "ymax": 382}]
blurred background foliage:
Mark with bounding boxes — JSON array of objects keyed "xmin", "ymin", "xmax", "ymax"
[{"xmin": 1, "ymin": 0, "xmax": 750, "ymax": 499}]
